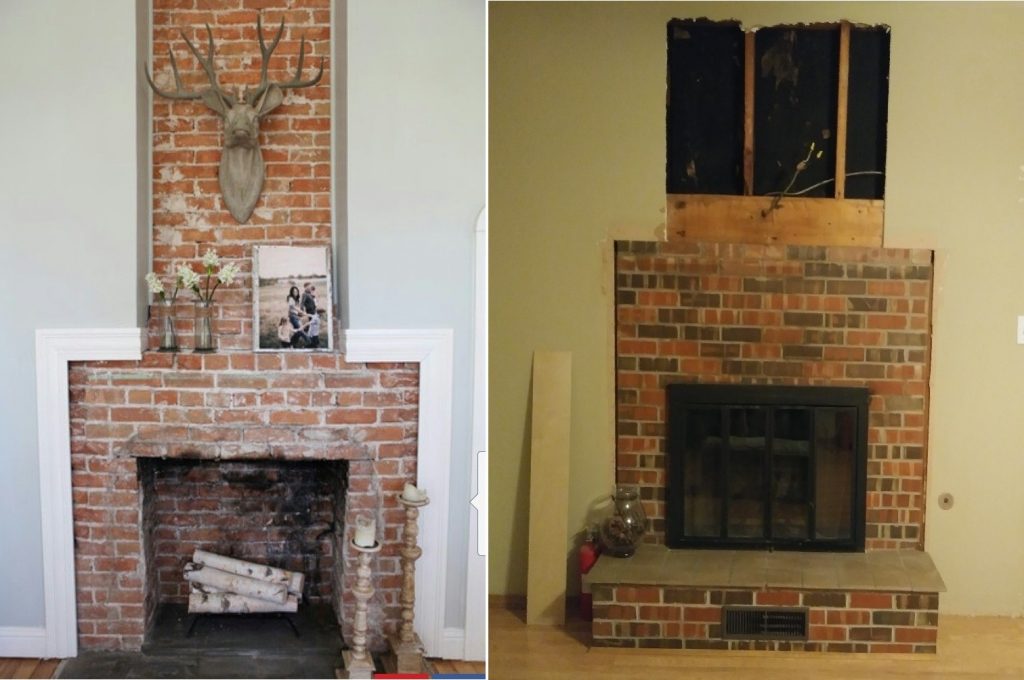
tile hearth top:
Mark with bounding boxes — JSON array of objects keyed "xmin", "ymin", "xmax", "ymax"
[{"xmin": 584, "ymin": 544, "xmax": 946, "ymax": 593}]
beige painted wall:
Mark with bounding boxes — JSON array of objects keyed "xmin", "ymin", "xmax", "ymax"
[{"xmin": 490, "ymin": 1, "xmax": 1024, "ymax": 615}]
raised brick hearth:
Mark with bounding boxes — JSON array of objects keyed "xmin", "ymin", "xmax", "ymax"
[
  {"xmin": 591, "ymin": 584, "xmax": 939, "ymax": 653},
  {"xmin": 585, "ymin": 545, "xmax": 944, "ymax": 652}
]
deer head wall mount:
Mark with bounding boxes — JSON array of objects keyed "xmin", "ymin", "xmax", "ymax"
[{"xmin": 145, "ymin": 17, "xmax": 324, "ymax": 223}]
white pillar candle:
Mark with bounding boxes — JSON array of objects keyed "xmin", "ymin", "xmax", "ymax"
[
  {"xmin": 354, "ymin": 516, "xmax": 376, "ymax": 547},
  {"xmin": 402, "ymin": 482, "xmax": 425, "ymax": 502}
]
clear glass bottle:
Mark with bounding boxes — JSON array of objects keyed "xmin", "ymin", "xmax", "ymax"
[
  {"xmin": 157, "ymin": 299, "xmax": 177, "ymax": 352},
  {"xmin": 193, "ymin": 300, "xmax": 215, "ymax": 352}
]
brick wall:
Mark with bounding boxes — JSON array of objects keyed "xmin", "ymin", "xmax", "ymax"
[
  {"xmin": 151, "ymin": 0, "xmax": 331, "ymax": 350},
  {"xmin": 591, "ymin": 584, "xmax": 938, "ymax": 653},
  {"xmin": 67, "ymin": 0, "xmax": 430, "ymax": 654},
  {"xmin": 615, "ymin": 241, "xmax": 933, "ymax": 550},
  {"xmin": 68, "ymin": 354, "xmax": 418, "ymax": 651}
]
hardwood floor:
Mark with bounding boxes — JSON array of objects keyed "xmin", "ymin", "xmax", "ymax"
[
  {"xmin": 0, "ymin": 656, "xmax": 486, "ymax": 678},
  {"xmin": 428, "ymin": 658, "xmax": 487, "ymax": 674},
  {"xmin": 0, "ymin": 659, "xmax": 60, "ymax": 679},
  {"xmin": 490, "ymin": 605, "xmax": 1024, "ymax": 678}
]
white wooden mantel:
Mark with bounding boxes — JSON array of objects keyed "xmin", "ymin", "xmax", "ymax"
[{"xmin": 33, "ymin": 327, "xmax": 454, "ymax": 658}]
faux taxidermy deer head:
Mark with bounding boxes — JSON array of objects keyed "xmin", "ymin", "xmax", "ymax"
[{"xmin": 144, "ymin": 17, "xmax": 324, "ymax": 223}]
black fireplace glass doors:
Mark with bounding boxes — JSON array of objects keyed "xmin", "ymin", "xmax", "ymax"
[{"xmin": 666, "ymin": 384, "xmax": 868, "ymax": 551}]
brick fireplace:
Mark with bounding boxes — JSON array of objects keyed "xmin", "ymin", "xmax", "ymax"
[
  {"xmin": 57, "ymin": 0, "xmax": 427, "ymax": 655},
  {"xmin": 68, "ymin": 353, "xmax": 418, "ymax": 651},
  {"xmin": 615, "ymin": 241, "xmax": 932, "ymax": 550},
  {"xmin": 585, "ymin": 239, "xmax": 943, "ymax": 652}
]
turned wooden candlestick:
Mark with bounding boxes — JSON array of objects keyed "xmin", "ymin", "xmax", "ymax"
[
  {"xmin": 386, "ymin": 493, "xmax": 429, "ymax": 674},
  {"xmin": 339, "ymin": 539, "xmax": 380, "ymax": 680}
]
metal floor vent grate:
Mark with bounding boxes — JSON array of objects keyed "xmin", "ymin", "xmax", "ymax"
[{"xmin": 722, "ymin": 606, "xmax": 808, "ymax": 641}]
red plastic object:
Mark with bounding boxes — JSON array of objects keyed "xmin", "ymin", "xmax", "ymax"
[{"xmin": 579, "ymin": 535, "xmax": 601, "ymax": 620}]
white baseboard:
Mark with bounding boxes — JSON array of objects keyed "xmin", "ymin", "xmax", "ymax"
[
  {"xmin": 0, "ymin": 626, "xmax": 47, "ymax": 657},
  {"xmin": 439, "ymin": 627, "xmax": 466, "ymax": 661}
]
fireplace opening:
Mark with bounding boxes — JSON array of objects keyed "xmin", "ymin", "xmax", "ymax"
[
  {"xmin": 137, "ymin": 458, "xmax": 348, "ymax": 650},
  {"xmin": 665, "ymin": 384, "xmax": 868, "ymax": 551}
]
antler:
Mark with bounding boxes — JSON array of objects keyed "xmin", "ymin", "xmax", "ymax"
[
  {"xmin": 144, "ymin": 24, "xmax": 235, "ymax": 109},
  {"xmin": 246, "ymin": 14, "xmax": 325, "ymax": 104}
]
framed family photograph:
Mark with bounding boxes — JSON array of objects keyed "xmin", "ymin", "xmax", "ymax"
[{"xmin": 253, "ymin": 245, "xmax": 335, "ymax": 351}]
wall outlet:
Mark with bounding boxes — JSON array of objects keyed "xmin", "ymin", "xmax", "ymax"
[{"xmin": 1018, "ymin": 316, "xmax": 1024, "ymax": 345}]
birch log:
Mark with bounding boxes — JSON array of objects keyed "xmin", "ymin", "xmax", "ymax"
[
  {"xmin": 183, "ymin": 563, "xmax": 289, "ymax": 604},
  {"xmin": 192, "ymin": 550, "xmax": 304, "ymax": 596},
  {"xmin": 188, "ymin": 588, "xmax": 299, "ymax": 614}
]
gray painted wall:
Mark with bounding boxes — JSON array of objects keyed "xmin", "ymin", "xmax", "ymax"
[
  {"xmin": 345, "ymin": 0, "xmax": 485, "ymax": 628},
  {"xmin": 0, "ymin": 0, "xmax": 142, "ymax": 627}
]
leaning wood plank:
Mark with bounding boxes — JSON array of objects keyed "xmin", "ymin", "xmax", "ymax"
[
  {"xmin": 184, "ymin": 563, "xmax": 289, "ymax": 604},
  {"xmin": 835, "ymin": 21, "xmax": 851, "ymax": 199},
  {"xmin": 666, "ymin": 194, "xmax": 883, "ymax": 247},
  {"xmin": 188, "ymin": 590, "xmax": 299, "ymax": 614},
  {"xmin": 526, "ymin": 350, "xmax": 573, "ymax": 625},
  {"xmin": 193, "ymin": 549, "xmax": 304, "ymax": 596}
]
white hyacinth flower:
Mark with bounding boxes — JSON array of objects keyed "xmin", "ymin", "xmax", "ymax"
[
  {"xmin": 217, "ymin": 262, "xmax": 240, "ymax": 285},
  {"xmin": 145, "ymin": 272, "xmax": 165, "ymax": 297},
  {"xmin": 177, "ymin": 264, "xmax": 201, "ymax": 291},
  {"xmin": 202, "ymin": 248, "xmax": 220, "ymax": 270}
]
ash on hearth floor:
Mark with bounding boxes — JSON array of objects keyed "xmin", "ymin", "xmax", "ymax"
[{"xmin": 56, "ymin": 604, "xmax": 364, "ymax": 679}]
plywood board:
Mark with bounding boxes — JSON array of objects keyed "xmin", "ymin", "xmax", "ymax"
[
  {"xmin": 666, "ymin": 193, "xmax": 883, "ymax": 247},
  {"xmin": 835, "ymin": 21, "xmax": 852, "ymax": 199},
  {"xmin": 526, "ymin": 350, "xmax": 573, "ymax": 625}
]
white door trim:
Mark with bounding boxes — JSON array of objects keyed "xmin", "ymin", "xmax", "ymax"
[
  {"xmin": 35, "ymin": 328, "xmax": 144, "ymax": 658},
  {"xmin": 342, "ymin": 328, "xmax": 453, "ymax": 657}
]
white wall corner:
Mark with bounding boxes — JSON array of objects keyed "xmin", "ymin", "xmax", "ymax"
[
  {"xmin": 35, "ymin": 328, "xmax": 144, "ymax": 658},
  {"xmin": 342, "ymin": 328, "xmax": 454, "ymax": 657}
]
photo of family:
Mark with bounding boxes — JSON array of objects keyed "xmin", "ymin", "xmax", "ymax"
[{"xmin": 253, "ymin": 245, "xmax": 335, "ymax": 351}]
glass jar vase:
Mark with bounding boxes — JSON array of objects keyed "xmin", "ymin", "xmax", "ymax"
[
  {"xmin": 193, "ymin": 300, "xmax": 215, "ymax": 352},
  {"xmin": 157, "ymin": 299, "xmax": 178, "ymax": 352},
  {"xmin": 612, "ymin": 485, "xmax": 648, "ymax": 541},
  {"xmin": 598, "ymin": 486, "xmax": 649, "ymax": 558}
]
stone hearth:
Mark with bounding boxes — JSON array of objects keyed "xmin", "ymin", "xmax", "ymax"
[{"xmin": 586, "ymin": 544, "xmax": 944, "ymax": 652}]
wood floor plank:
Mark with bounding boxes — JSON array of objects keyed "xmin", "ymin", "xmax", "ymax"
[
  {"xmin": 428, "ymin": 658, "xmax": 485, "ymax": 675},
  {"xmin": 28, "ymin": 660, "xmax": 59, "ymax": 679},
  {"xmin": 10, "ymin": 659, "xmax": 39, "ymax": 679},
  {"xmin": 490, "ymin": 605, "xmax": 1024, "ymax": 679},
  {"xmin": 0, "ymin": 659, "xmax": 25, "ymax": 678}
]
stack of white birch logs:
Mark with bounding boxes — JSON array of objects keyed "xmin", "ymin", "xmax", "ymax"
[{"xmin": 184, "ymin": 549, "xmax": 305, "ymax": 614}]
